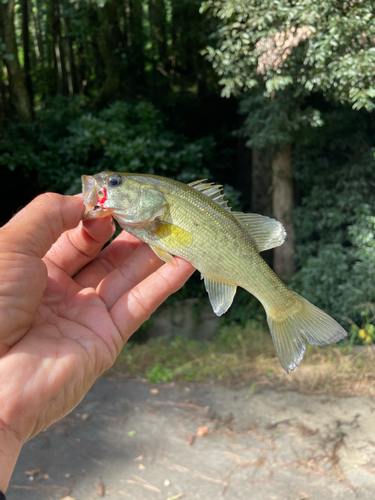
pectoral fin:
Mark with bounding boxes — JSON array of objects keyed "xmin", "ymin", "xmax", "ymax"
[
  {"xmin": 150, "ymin": 245, "xmax": 178, "ymax": 268},
  {"xmin": 232, "ymin": 212, "xmax": 286, "ymax": 252},
  {"xmin": 203, "ymin": 276, "xmax": 237, "ymax": 316},
  {"xmin": 149, "ymin": 220, "xmax": 193, "ymax": 267}
]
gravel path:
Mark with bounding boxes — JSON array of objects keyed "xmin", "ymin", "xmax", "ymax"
[{"xmin": 8, "ymin": 378, "xmax": 375, "ymax": 500}]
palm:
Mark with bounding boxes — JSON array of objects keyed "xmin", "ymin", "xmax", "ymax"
[
  {"xmin": 0, "ymin": 196, "xmax": 194, "ymax": 443},
  {"xmin": 11, "ymin": 287, "xmax": 117, "ymax": 441}
]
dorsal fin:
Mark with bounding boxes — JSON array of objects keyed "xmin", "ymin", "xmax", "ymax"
[
  {"xmin": 188, "ymin": 179, "xmax": 207, "ymax": 187},
  {"xmin": 188, "ymin": 179, "xmax": 230, "ymax": 209},
  {"xmin": 188, "ymin": 179, "xmax": 285, "ymax": 252},
  {"xmin": 232, "ymin": 212, "xmax": 286, "ymax": 252}
]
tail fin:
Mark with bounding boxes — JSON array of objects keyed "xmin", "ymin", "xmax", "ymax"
[{"xmin": 266, "ymin": 293, "xmax": 347, "ymax": 373}]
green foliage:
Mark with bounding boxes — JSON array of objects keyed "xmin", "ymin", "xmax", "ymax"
[
  {"xmin": 238, "ymin": 90, "xmax": 323, "ymax": 148},
  {"xmin": 346, "ymin": 303, "xmax": 375, "ymax": 347},
  {"xmin": 1, "ymin": 98, "xmax": 215, "ymax": 195},
  {"xmin": 115, "ymin": 320, "xmax": 274, "ymax": 383},
  {"xmin": 114, "ymin": 320, "xmax": 375, "ymax": 395},
  {"xmin": 146, "ymin": 363, "xmax": 174, "ymax": 383},
  {"xmin": 0, "ymin": 37, "xmax": 14, "ymax": 61},
  {"xmin": 291, "ymin": 111, "xmax": 375, "ymax": 323},
  {"xmin": 202, "ymin": 1, "xmax": 375, "ymax": 325},
  {"xmin": 202, "ymin": 0, "xmax": 375, "ymax": 110}
]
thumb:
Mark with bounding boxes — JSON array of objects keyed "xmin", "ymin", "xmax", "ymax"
[
  {"xmin": 1, "ymin": 194, "xmax": 85, "ymax": 257},
  {"xmin": 0, "ymin": 194, "xmax": 85, "ymax": 350}
]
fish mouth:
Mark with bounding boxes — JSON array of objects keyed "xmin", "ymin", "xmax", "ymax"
[{"xmin": 81, "ymin": 175, "xmax": 110, "ymax": 220}]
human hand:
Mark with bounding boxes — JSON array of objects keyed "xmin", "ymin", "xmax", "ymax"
[{"xmin": 0, "ymin": 194, "xmax": 194, "ymax": 490}]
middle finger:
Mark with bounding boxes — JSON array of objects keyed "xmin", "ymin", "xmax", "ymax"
[
  {"xmin": 96, "ymin": 243, "xmax": 164, "ymax": 310},
  {"xmin": 74, "ymin": 229, "xmax": 142, "ymax": 289}
]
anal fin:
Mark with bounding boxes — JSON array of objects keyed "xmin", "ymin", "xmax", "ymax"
[
  {"xmin": 203, "ymin": 276, "xmax": 237, "ymax": 316},
  {"xmin": 150, "ymin": 244, "xmax": 178, "ymax": 268}
]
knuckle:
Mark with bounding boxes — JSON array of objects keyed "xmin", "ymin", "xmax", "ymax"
[{"xmin": 33, "ymin": 192, "xmax": 63, "ymax": 207}]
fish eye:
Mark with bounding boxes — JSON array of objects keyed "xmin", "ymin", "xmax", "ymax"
[{"xmin": 107, "ymin": 174, "xmax": 123, "ymax": 187}]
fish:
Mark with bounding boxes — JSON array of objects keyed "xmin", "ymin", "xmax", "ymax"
[{"xmin": 81, "ymin": 171, "xmax": 347, "ymax": 372}]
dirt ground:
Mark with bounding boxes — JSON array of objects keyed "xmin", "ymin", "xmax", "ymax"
[{"xmin": 8, "ymin": 377, "xmax": 375, "ymax": 500}]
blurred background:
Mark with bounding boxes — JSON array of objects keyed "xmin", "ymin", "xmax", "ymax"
[{"xmin": 1, "ymin": 0, "xmax": 375, "ymax": 380}]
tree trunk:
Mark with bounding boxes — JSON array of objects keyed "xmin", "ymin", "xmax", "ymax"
[
  {"xmin": 76, "ymin": 42, "xmax": 87, "ymax": 95},
  {"xmin": 148, "ymin": 0, "xmax": 167, "ymax": 64},
  {"xmin": 64, "ymin": 15, "xmax": 79, "ymax": 95},
  {"xmin": 29, "ymin": 0, "xmax": 44, "ymax": 62},
  {"xmin": 0, "ymin": 65, "xmax": 9, "ymax": 130},
  {"xmin": 21, "ymin": 0, "xmax": 34, "ymax": 109},
  {"xmin": 45, "ymin": 0, "xmax": 55, "ymax": 96},
  {"xmin": 235, "ymin": 137, "xmax": 252, "ymax": 209},
  {"xmin": 1, "ymin": 0, "xmax": 33, "ymax": 122},
  {"xmin": 28, "ymin": 0, "xmax": 41, "ymax": 68},
  {"xmin": 127, "ymin": 0, "xmax": 145, "ymax": 88},
  {"xmin": 252, "ymin": 147, "xmax": 272, "ymax": 215},
  {"xmin": 51, "ymin": 0, "xmax": 68, "ymax": 95},
  {"xmin": 170, "ymin": 0, "xmax": 207, "ymax": 94},
  {"xmin": 96, "ymin": 0, "xmax": 121, "ymax": 106},
  {"xmin": 272, "ymin": 143, "xmax": 295, "ymax": 279}
]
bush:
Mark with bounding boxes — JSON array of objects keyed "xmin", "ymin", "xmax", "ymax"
[
  {"xmin": 1, "ymin": 98, "xmax": 215, "ymax": 199},
  {"xmin": 346, "ymin": 303, "xmax": 375, "ymax": 346},
  {"xmin": 292, "ymin": 128, "xmax": 375, "ymax": 325}
]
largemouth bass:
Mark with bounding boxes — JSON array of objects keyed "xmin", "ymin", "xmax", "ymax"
[{"xmin": 82, "ymin": 171, "xmax": 347, "ymax": 372}]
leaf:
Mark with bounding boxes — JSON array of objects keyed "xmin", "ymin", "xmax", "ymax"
[{"xmin": 196, "ymin": 426, "xmax": 209, "ymax": 437}]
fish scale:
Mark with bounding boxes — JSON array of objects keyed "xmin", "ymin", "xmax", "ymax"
[{"xmin": 82, "ymin": 171, "xmax": 347, "ymax": 373}]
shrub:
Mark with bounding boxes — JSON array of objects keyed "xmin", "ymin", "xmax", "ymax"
[
  {"xmin": 292, "ymin": 141, "xmax": 375, "ymax": 325},
  {"xmin": 1, "ymin": 98, "xmax": 215, "ymax": 198}
]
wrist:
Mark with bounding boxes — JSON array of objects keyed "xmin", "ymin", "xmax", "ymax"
[{"xmin": 0, "ymin": 420, "xmax": 23, "ymax": 492}]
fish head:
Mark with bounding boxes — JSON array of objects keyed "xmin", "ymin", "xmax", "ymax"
[{"xmin": 82, "ymin": 171, "xmax": 167, "ymax": 225}]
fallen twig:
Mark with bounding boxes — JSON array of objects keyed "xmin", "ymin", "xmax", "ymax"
[{"xmin": 163, "ymin": 457, "xmax": 229, "ymax": 487}]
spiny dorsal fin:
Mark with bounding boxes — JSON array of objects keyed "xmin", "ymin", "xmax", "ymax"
[
  {"xmin": 232, "ymin": 212, "xmax": 286, "ymax": 252},
  {"xmin": 188, "ymin": 179, "xmax": 207, "ymax": 187},
  {"xmin": 188, "ymin": 179, "xmax": 230, "ymax": 209}
]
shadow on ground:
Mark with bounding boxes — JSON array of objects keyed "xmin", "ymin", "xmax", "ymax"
[{"xmin": 8, "ymin": 378, "xmax": 375, "ymax": 500}]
